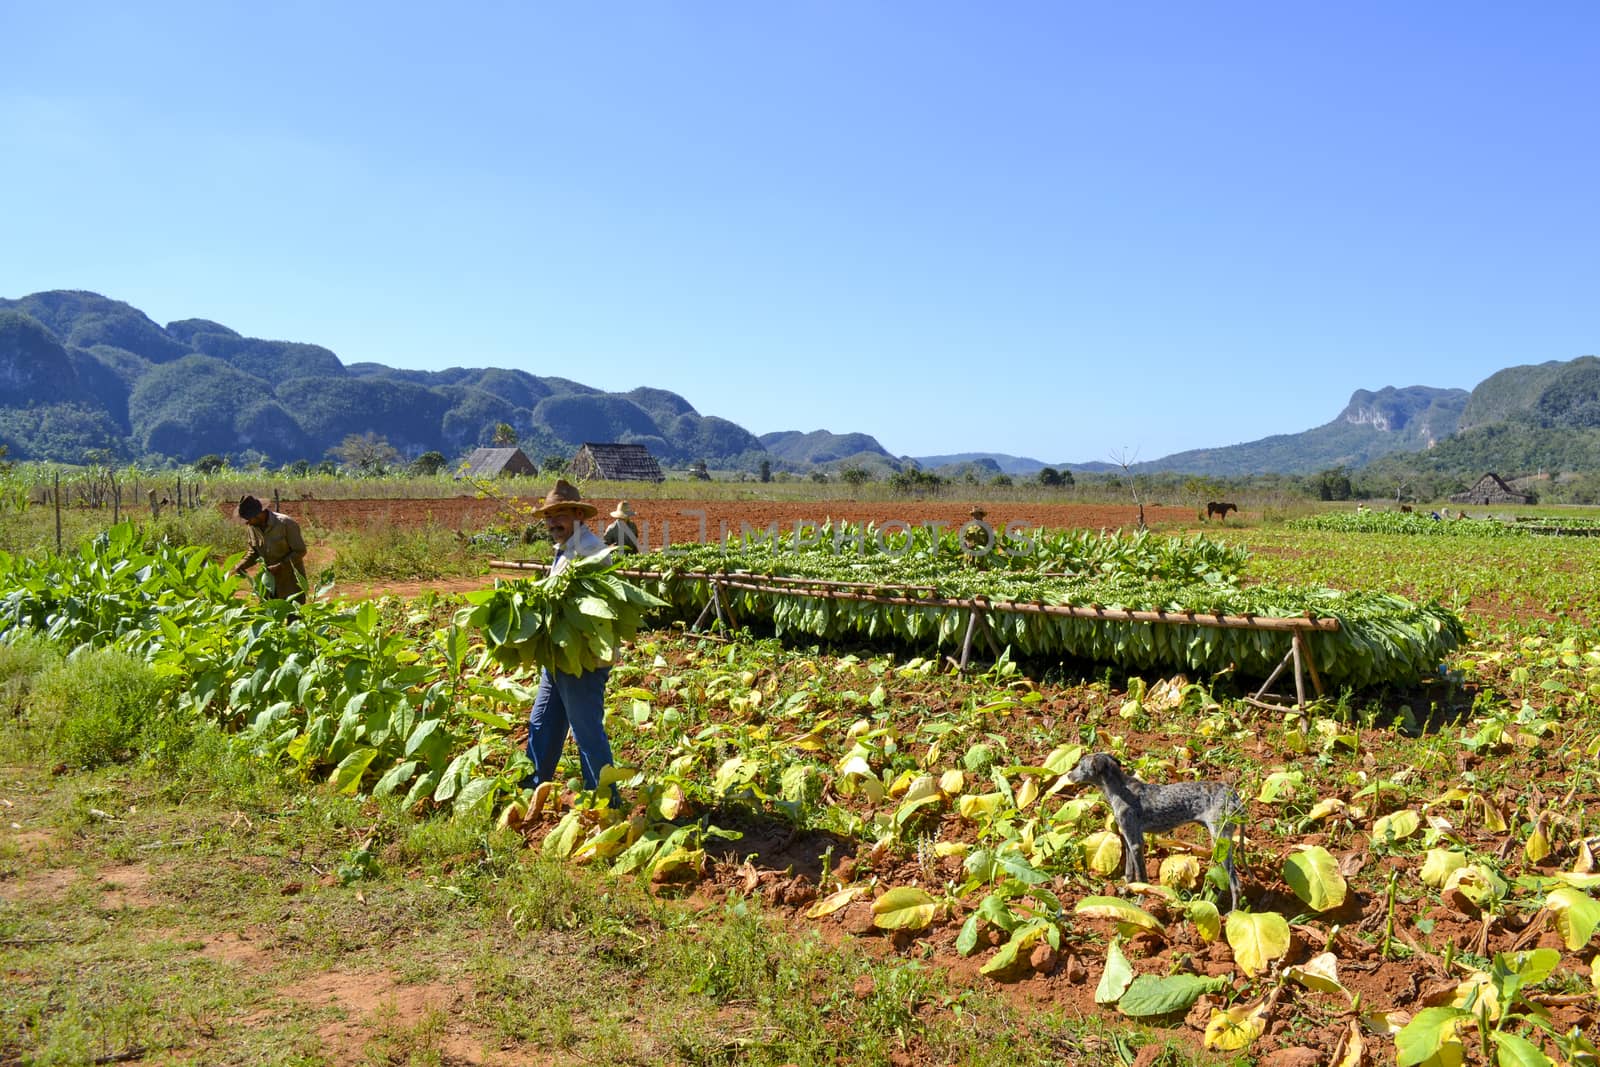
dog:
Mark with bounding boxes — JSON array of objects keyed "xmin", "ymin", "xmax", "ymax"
[{"xmin": 1067, "ymin": 752, "xmax": 1243, "ymax": 911}]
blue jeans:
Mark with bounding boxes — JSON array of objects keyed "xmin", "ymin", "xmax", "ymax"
[{"xmin": 524, "ymin": 666, "xmax": 613, "ymax": 790}]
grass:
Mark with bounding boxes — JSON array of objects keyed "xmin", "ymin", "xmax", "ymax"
[{"xmin": 1, "ymin": 659, "xmax": 1141, "ymax": 1066}]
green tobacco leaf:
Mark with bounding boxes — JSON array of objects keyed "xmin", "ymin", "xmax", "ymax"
[
  {"xmin": 1489, "ymin": 1031, "xmax": 1555, "ymax": 1067},
  {"xmin": 452, "ymin": 776, "xmax": 498, "ymax": 818},
  {"xmin": 1394, "ymin": 1006, "xmax": 1469, "ymax": 1067},
  {"xmin": 956, "ymin": 914, "xmax": 981, "ymax": 956},
  {"xmin": 329, "ymin": 746, "xmax": 379, "ymax": 795},
  {"xmin": 872, "ymin": 886, "xmax": 938, "ymax": 930},
  {"xmin": 371, "ymin": 759, "xmax": 418, "ymax": 798},
  {"xmin": 1094, "ymin": 938, "xmax": 1134, "ymax": 1004},
  {"xmin": 1117, "ymin": 973, "xmax": 1227, "ymax": 1017},
  {"xmin": 1284, "ymin": 845, "xmax": 1347, "ymax": 912}
]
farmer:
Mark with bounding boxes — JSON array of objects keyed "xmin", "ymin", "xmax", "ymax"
[
  {"xmin": 232, "ymin": 494, "xmax": 309, "ymax": 601},
  {"xmin": 602, "ymin": 499, "xmax": 640, "ymax": 552},
  {"xmin": 522, "ymin": 479, "xmax": 617, "ymax": 798}
]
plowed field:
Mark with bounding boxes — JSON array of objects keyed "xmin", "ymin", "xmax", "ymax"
[{"xmin": 275, "ymin": 496, "xmax": 1211, "ymax": 544}]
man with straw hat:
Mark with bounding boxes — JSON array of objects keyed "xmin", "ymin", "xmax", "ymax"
[
  {"xmin": 232, "ymin": 494, "xmax": 309, "ymax": 602},
  {"xmin": 522, "ymin": 479, "xmax": 617, "ymax": 799},
  {"xmin": 602, "ymin": 499, "xmax": 640, "ymax": 553}
]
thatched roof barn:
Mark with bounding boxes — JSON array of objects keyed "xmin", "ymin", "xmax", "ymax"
[
  {"xmin": 569, "ymin": 443, "xmax": 665, "ymax": 483},
  {"xmin": 456, "ymin": 447, "xmax": 538, "ymax": 479}
]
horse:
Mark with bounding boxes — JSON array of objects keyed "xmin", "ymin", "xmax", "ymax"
[{"xmin": 1205, "ymin": 501, "xmax": 1238, "ymax": 521}]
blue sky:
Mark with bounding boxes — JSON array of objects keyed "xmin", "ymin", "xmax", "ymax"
[{"xmin": 3, "ymin": 2, "xmax": 1596, "ymax": 463}]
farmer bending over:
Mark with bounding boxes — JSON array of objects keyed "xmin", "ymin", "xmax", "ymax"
[
  {"xmin": 233, "ymin": 494, "xmax": 308, "ymax": 602},
  {"xmin": 522, "ymin": 479, "xmax": 616, "ymax": 797}
]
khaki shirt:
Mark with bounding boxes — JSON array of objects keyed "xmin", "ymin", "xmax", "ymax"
[{"xmin": 244, "ymin": 511, "xmax": 308, "ymax": 570}]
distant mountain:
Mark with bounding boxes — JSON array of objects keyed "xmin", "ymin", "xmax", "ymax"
[
  {"xmin": 1108, "ymin": 385, "xmax": 1469, "ymax": 477},
  {"xmin": 759, "ymin": 430, "xmax": 894, "ymax": 467},
  {"xmin": 4, "ymin": 289, "xmax": 1595, "ymax": 482},
  {"xmin": 909, "ymin": 452, "xmax": 1065, "ymax": 476},
  {"xmin": 0, "ymin": 290, "xmax": 768, "ymax": 469},
  {"xmin": 1100, "ymin": 359, "xmax": 1600, "ymax": 480}
]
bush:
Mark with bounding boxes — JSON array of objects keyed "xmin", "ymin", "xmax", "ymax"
[
  {"xmin": 0, "ymin": 632, "xmax": 61, "ymax": 722},
  {"xmin": 29, "ymin": 648, "xmax": 173, "ymax": 769}
]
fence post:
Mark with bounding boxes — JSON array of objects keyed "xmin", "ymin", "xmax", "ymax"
[{"xmin": 54, "ymin": 471, "xmax": 62, "ymax": 554}]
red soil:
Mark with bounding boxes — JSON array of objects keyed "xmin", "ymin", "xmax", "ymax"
[{"xmin": 274, "ymin": 495, "xmax": 1209, "ymax": 545}]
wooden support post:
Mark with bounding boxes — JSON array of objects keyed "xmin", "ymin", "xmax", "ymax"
[
  {"xmin": 1250, "ymin": 645, "xmax": 1294, "ymax": 706},
  {"xmin": 1297, "ymin": 631, "xmax": 1326, "ymax": 697},
  {"xmin": 1291, "ymin": 633, "xmax": 1306, "ymax": 710},
  {"xmin": 54, "ymin": 471, "xmax": 61, "ymax": 555},
  {"xmin": 957, "ymin": 610, "xmax": 981, "ymax": 671}
]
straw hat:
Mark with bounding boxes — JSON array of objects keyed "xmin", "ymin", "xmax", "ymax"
[
  {"xmin": 609, "ymin": 500, "xmax": 636, "ymax": 520},
  {"xmin": 532, "ymin": 479, "xmax": 597, "ymax": 518}
]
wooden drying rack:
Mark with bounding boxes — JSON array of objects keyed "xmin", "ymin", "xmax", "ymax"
[{"xmin": 487, "ymin": 560, "xmax": 1335, "ymax": 711}]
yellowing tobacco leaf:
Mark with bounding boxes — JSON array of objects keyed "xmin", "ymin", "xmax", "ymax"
[
  {"xmin": 1371, "ymin": 809, "xmax": 1421, "ymax": 846},
  {"xmin": 1082, "ymin": 830, "xmax": 1124, "ymax": 876},
  {"xmin": 1257, "ymin": 770, "xmax": 1303, "ymax": 804},
  {"xmin": 938, "ymin": 768, "xmax": 965, "ymax": 796},
  {"xmin": 1159, "ymin": 854, "xmax": 1201, "ymax": 890},
  {"xmin": 1306, "ymin": 796, "xmax": 1349, "ymax": 823},
  {"xmin": 1450, "ymin": 969, "xmax": 1502, "ymax": 1024},
  {"xmin": 1336, "ymin": 1020, "xmax": 1365, "ymax": 1067},
  {"xmin": 1042, "ymin": 744, "xmax": 1084, "ymax": 775},
  {"xmin": 1074, "ymin": 895, "xmax": 1163, "ymax": 934},
  {"xmin": 805, "ymin": 886, "xmax": 863, "ymax": 919},
  {"xmin": 1443, "ymin": 863, "xmax": 1506, "ymax": 911},
  {"xmin": 871, "ymin": 886, "xmax": 938, "ymax": 930},
  {"xmin": 1015, "ymin": 775, "xmax": 1040, "ymax": 810},
  {"xmin": 1420, "ymin": 848, "xmax": 1467, "ymax": 889},
  {"xmin": 1204, "ymin": 1001, "xmax": 1267, "ymax": 1051},
  {"xmin": 1225, "ymin": 909, "xmax": 1290, "ymax": 977},
  {"xmin": 957, "ymin": 792, "xmax": 1007, "ymax": 821},
  {"xmin": 1524, "ymin": 817, "xmax": 1551, "ymax": 864},
  {"xmin": 1285, "ymin": 951, "xmax": 1347, "ymax": 997},
  {"xmin": 1545, "ymin": 885, "xmax": 1600, "ymax": 950},
  {"xmin": 1185, "ymin": 899, "xmax": 1221, "ymax": 943},
  {"xmin": 1284, "ymin": 844, "xmax": 1347, "ymax": 912}
]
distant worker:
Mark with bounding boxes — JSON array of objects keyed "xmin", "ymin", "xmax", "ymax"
[
  {"xmin": 523, "ymin": 480, "xmax": 616, "ymax": 800},
  {"xmin": 232, "ymin": 494, "xmax": 309, "ymax": 601},
  {"xmin": 603, "ymin": 500, "xmax": 640, "ymax": 553}
]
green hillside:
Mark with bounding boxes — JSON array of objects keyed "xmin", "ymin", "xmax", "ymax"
[{"xmin": 0, "ymin": 290, "xmax": 769, "ymax": 469}]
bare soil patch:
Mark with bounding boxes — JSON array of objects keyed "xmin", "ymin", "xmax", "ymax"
[{"xmin": 273, "ymin": 495, "xmax": 1209, "ymax": 542}]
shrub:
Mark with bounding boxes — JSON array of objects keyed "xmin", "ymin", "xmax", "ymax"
[
  {"xmin": 0, "ymin": 632, "xmax": 61, "ymax": 722},
  {"xmin": 29, "ymin": 648, "xmax": 173, "ymax": 769}
]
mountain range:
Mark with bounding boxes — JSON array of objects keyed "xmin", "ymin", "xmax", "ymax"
[{"xmin": 1, "ymin": 289, "xmax": 1596, "ymax": 481}]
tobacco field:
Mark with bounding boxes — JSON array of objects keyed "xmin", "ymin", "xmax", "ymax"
[{"xmin": 3, "ymin": 513, "xmax": 1600, "ymax": 1066}]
